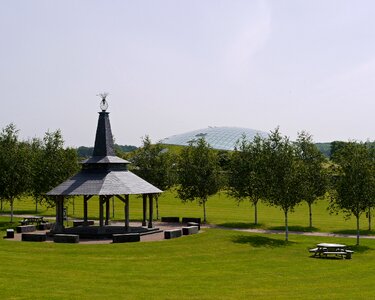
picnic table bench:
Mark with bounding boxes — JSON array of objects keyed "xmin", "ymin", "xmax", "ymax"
[
  {"xmin": 309, "ymin": 243, "xmax": 354, "ymax": 259},
  {"xmin": 20, "ymin": 217, "xmax": 45, "ymax": 226}
]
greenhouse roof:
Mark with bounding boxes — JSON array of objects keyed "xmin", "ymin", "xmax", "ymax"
[{"xmin": 161, "ymin": 126, "xmax": 268, "ymax": 151}]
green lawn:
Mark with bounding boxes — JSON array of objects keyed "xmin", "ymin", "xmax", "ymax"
[
  {"xmin": 1, "ymin": 191, "xmax": 373, "ymax": 234},
  {"xmin": 0, "ymin": 225, "xmax": 374, "ymax": 299}
]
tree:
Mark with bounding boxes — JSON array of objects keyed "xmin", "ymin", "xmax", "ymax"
[
  {"xmin": 31, "ymin": 130, "xmax": 79, "ymax": 208},
  {"xmin": 227, "ymin": 135, "xmax": 266, "ymax": 225},
  {"xmin": 295, "ymin": 131, "xmax": 327, "ymax": 229},
  {"xmin": 130, "ymin": 136, "xmax": 175, "ymax": 219},
  {"xmin": 329, "ymin": 142, "xmax": 375, "ymax": 245},
  {"xmin": 177, "ymin": 138, "xmax": 221, "ymax": 223},
  {"xmin": 0, "ymin": 124, "xmax": 33, "ymax": 222},
  {"xmin": 262, "ymin": 128, "xmax": 304, "ymax": 241}
]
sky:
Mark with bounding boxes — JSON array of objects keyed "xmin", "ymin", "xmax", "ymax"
[{"xmin": 1, "ymin": 0, "xmax": 375, "ymax": 147}]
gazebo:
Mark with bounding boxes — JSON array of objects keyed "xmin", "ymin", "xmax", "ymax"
[{"xmin": 47, "ymin": 96, "xmax": 162, "ymax": 237}]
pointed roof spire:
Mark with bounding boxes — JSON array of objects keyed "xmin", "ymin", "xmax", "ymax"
[{"xmin": 93, "ymin": 94, "xmax": 115, "ymax": 157}]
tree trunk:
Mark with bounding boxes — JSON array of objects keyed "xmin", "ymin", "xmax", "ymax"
[
  {"xmin": 308, "ymin": 202, "xmax": 312, "ymax": 229},
  {"xmin": 203, "ymin": 200, "xmax": 207, "ymax": 223},
  {"xmin": 35, "ymin": 200, "xmax": 38, "ymax": 213},
  {"xmin": 112, "ymin": 196, "xmax": 115, "ymax": 218},
  {"xmin": 72, "ymin": 198, "xmax": 75, "ymax": 216},
  {"xmin": 356, "ymin": 214, "xmax": 360, "ymax": 246},
  {"xmin": 284, "ymin": 210, "xmax": 289, "ymax": 242},
  {"xmin": 0, "ymin": 198, "xmax": 3, "ymax": 211},
  {"xmin": 10, "ymin": 198, "xmax": 14, "ymax": 223},
  {"xmin": 368, "ymin": 207, "xmax": 372, "ymax": 231},
  {"xmin": 254, "ymin": 200, "xmax": 258, "ymax": 225}
]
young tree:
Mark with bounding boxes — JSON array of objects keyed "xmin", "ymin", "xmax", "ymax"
[
  {"xmin": 130, "ymin": 136, "xmax": 175, "ymax": 219},
  {"xmin": 330, "ymin": 142, "xmax": 375, "ymax": 245},
  {"xmin": 295, "ymin": 131, "xmax": 327, "ymax": 229},
  {"xmin": 31, "ymin": 130, "xmax": 79, "ymax": 208},
  {"xmin": 227, "ymin": 135, "xmax": 266, "ymax": 225},
  {"xmin": 263, "ymin": 128, "xmax": 304, "ymax": 241},
  {"xmin": 0, "ymin": 124, "xmax": 33, "ymax": 222},
  {"xmin": 177, "ymin": 138, "xmax": 221, "ymax": 223}
]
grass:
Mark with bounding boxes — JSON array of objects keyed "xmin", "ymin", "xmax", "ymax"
[{"xmin": 0, "ymin": 224, "xmax": 374, "ymax": 299}]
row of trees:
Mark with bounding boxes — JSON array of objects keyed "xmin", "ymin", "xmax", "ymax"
[
  {"xmin": 0, "ymin": 124, "xmax": 79, "ymax": 221},
  {"xmin": 130, "ymin": 129, "xmax": 375, "ymax": 244}
]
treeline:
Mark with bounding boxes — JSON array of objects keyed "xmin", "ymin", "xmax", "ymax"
[
  {"xmin": 315, "ymin": 141, "xmax": 375, "ymax": 158},
  {"xmin": 0, "ymin": 124, "xmax": 79, "ymax": 221},
  {"xmin": 130, "ymin": 129, "xmax": 375, "ymax": 245},
  {"xmin": 77, "ymin": 144, "xmax": 137, "ymax": 158}
]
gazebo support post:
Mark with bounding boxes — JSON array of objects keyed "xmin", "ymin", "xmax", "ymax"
[
  {"xmin": 105, "ymin": 196, "xmax": 110, "ymax": 225},
  {"xmin": 142, "ymin": 194, "xmax": 147, "ymax": 226},
  {"xmin": 55, "ymin": 195, "xmax": 65, "ymax": 233},
  {"xmin": 125, "ymin": 195, "xmax": 130, "ymax": 232},
  {"xmin": 148, "ymin": 193, "xmax": 153, "ymax": 228},
  {"xmin": 99, "ymin": 195, "xmax": 104, "ymax": 227},
  {"xmin": 83, "ymin": 196, "xmax": 88, "ymax": 225}
]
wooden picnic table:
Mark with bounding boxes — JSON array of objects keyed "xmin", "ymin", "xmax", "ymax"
[
  {"xmin": 20, "ymin": 217, "xmax": 45, "ymax": 226},
  {"xmin": 309, "ymin": 243, "xmax": 354, "ymax": 259}
]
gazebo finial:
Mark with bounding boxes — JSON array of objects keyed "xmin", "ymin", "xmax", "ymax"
[{"xmin": 97, "ymin": 92, "xmax": 109, "ymax": 112}]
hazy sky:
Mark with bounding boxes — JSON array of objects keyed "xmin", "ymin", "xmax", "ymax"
[{"xmin": 1, "ymin": 0, "xmax": 375, "ymax": 147}]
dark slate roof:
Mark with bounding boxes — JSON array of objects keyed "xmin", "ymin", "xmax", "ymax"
[
  {"xmin": 81, "ymin": 155, "xmax": 130, "ymax": 164},
  {"xmin": 47, "ymin": 170, "xmax": 162, "ymax": 196},
  {"xmin": 47, "ymin": 104, "xmax": 163, "ymax": 196},
  {"xmin": 93, "ymin": 112, "xmax": 115, "ymax": 156}
]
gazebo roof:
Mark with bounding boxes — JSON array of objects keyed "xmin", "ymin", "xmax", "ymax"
[{"xmin": 47, "ymin": 98, "xmax": 162, "ymax": 196}]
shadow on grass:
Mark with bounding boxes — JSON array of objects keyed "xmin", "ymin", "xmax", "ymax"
[
  {"xmin": 268, "ymin": 225, "xmax": 318, "ymax": 232},
  {"xmin": 346, "ymin": 245, "xmax": 373, "ymax": 253},
  {"xmin": 219, "ymin": 222, "xmax": 263, "ymax": 229},
  {"xmin": 332, "ymin": 229, "xmax": 375, "ymax": 236},
  {"xmin": 232, "ymin": 234, "xmax": 294, "ymax": 248}
]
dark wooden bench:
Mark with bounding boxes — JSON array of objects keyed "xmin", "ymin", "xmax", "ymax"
[
  {"xmin": 187, "ymin": 222, "xmax": 200, "ymax": 230},
  {"xmin": 164, "ymin": 229, "xmax": 182, "ymax": 239},
  {"xmin": 73, "ymin": 220, "xmax": 95, "ymax": 227},
  {"xmin": 22, "ymin": 233, "xmax": 47, "ymax": 242},
  {"xmin": 182, "ymin": 217, "xmax": 201, "ymax": 224},
  {"xmin": 53, "ymin": 234, "xmax": 79, "ymax": 243},
  {"xmin": 182, "ymin": 226, "xmax": 199, "ymax": 235},
  {"xmin": 37, "ymin": 222, "xmax": 53, "ymax": 230},
  {"xmin": 112, "ymin": 233, "xmax": 140, "ymax": 243},
  {"xmin": 16, "ymin": 225, "xmax": 36, "ymax": 233},
  {"xmin": 161, "ymin": 217, "xmax": 180, "ymax": 223}
]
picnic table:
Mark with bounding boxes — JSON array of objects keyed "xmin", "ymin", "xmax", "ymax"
[
  {"xmin": 20, "ymin": 217, "xmax": 45, "ymax": 226},
  {"xmin": 309, "ymin": 243, "xmax": 354, "ymax": 259}
]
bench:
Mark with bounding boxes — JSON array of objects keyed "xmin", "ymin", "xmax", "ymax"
[
  {"xmin": 112, "ymin": 233, "xmax": 140, "ymax": 243},
  {"xmin": 22, "ymin": 233, "xmax": 47, "ymax": 242},
  {"xmin": 37, "ymin": 223, "xmax": 53, "ymax": 230},
  {"xmin": 161, "ymin": 217, "xmax": 180, "ymax": 223},
  {"xmin": 323, "ymin": 251, "xmax": 347, "ymax": 259},
  {"xmin": 182, "ymin": 226, "xmax": 199, "ymax": 235},
  {"xmin": 53, "ymin": 234, "xmax": 79, "ymax": 243},
  {"xmin": 187, "ymin": 222, "xmax": 200, "ymax": 230},
  {"xmin": 182, "ymin": 217, "xmax": 201, "ymax": 224},
  {"xmin": 73, "ymin": 220, "xmax": 95, "ymax": 227},
  {"xmin": 16, "ymin": 225, "xmax": 36, "ymax": 233},
  {"xmin": 164, "ymin": 229, "xmax": 182, "ymax": 239}
]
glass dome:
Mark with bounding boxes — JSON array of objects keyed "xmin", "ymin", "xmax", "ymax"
[{"xmin": 161, "ymin": 126, "xmax": 268, "ymax": 151}]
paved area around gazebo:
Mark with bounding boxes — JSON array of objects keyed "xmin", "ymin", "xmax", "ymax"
[{"xmin": 5, "ymin": 221, "xmax": 201, "ymax": 244}]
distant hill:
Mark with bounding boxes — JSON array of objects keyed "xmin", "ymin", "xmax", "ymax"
[
  {"xmin": 77, "ymin": 144, "xmax": 137, "ymax": 158},
  {"xmin": 315, "ymin": 143, "xmax": 331, "ymax": 158}
]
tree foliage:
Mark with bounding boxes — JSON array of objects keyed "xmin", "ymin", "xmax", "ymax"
[
  {"xmin": 0, "ymin": 124, "xmax": 33, "ymax": 222},
  {"xmin": 31, "ymin": 130, "xmax": 79, "ymax": 207},
  {"xmin": 130, "ymin": 136, "xmax": 175, "ymax": 219},
  {"xmin": 329, "ymin": 142, "xmax": 375, "ymax": 245},
  {"xmin": 295, "ymin": 131, "xmax": 327, "ymax": 228},
  {"xmin": 177, "ymin": 138, "xmax": 221, "ymax": 223},
  {"xmin": 227, "ymin": 135, "xmax": 267, "ymax": 225},
  {"xmin": 262, "ymin": 128, "xmax": 304, "ymax": 241}
]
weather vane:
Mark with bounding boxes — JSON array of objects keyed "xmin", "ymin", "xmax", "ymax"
[{"xmin": 97, "ymin": 93, "xmax": 109, "ymax": 111}]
